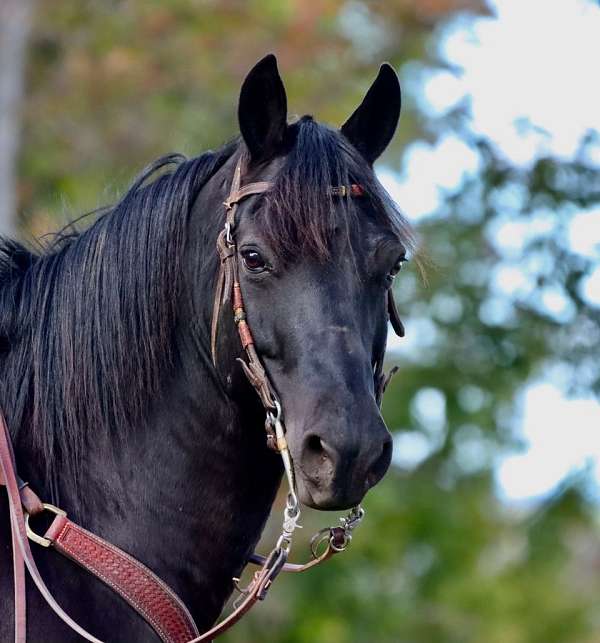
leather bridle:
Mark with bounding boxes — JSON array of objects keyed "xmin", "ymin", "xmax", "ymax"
[
  {"xmin": 211, "ymin": 155, "xmax": 403, "ymax": 411},
  {"xmin": 0, "ymin": 154, "xmax": 403, "ymax": 643}
]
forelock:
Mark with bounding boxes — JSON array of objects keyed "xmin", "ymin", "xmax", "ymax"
[{"xmin": 253, "ymin": 116, "xmax": 416, "ymax": 260}]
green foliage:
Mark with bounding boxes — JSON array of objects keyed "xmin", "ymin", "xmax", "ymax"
[
  {"xmin": 17, "ymin": 2, "xmax": 600, "ymax": 641},
  {"xmin": 20, "ymin": 0, "xmax": 490, "ymax": 234}
]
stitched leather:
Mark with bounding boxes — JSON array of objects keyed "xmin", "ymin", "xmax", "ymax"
[{"xmin": 45, "ymin": 517, "xmax": 199, "ymax": 643}]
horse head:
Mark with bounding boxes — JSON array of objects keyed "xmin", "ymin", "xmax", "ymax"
[{"xmin": 201, "ymin": 55, "xmax": 412, "ymax": 511}]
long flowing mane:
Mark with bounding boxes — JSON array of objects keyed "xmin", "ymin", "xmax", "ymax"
[
  {"xmin": 0, "ymin": 147, "xmax": 235, "ymax": 493},
  {"xmin": 0, "ymin": 118, "xmax": 414, "ymax": 496}
]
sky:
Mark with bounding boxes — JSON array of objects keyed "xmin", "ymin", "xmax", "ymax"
[{"xmin": 381, "ymin": 0, "xmax": 600, "ymax": 504}]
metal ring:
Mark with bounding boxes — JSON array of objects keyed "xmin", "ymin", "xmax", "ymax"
[
  {"xmin": 330, "ymin": 533, "xmax": 350, "ymax": 553},
  {"xmin": 286, "ymin": 492, "xmax": 299, "ymax": 514},
  {"xmin": 310, "ymin": 528, "xmax": 332, "ymax": 559},
  {"xmin": 271, "ymin": 398, "xmax": 282, "ymax": 420},
  {"xmin": 276, "ymin": 535, "xmax": 292, "ymax": 552},
  {"xmin": 25, "ymin": 503, "xmax": 66, "ymax": 548},
  {"xmin": 352, "ymin": 506, "xmax": 365, "ymax": 518},
  {"xmin": 266, "ymin": 399, "xmax": 282, "ymax": 427}
]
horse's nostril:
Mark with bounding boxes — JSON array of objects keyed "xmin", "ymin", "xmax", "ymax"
[
  {"xmin": 305, "ymin": 434, "xmax": 330, "ymax": 463},
  {"xmin": 301, "ymin": 434, "xmax": 335, "ymax": 486}
]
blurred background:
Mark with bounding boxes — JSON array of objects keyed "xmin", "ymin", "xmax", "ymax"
[{"xmin": 1, "ymin": 0, "xmax": 600, "ymax": 641}]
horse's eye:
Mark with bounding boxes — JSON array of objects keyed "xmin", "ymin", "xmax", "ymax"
[
  {"xmin": 387, "ymin": 256, "xmax": 406, "ymax": 281},
  {"xmin": 241, "ymin": 249, "xmax": 267, "ymax": 273}
]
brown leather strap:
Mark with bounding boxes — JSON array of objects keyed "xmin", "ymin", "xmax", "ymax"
[
  {"xmin": 43, "ymin": 514, "xmax": 199, "ymax": 643},
  {"xmin": 210, "ymin": 231, "xmax": 235, "ymax": 361},
  {"xmin": 223, "ymin": 181, "xmax": 273, "ymax": 209},
  {"xmin": 10, "ymin": 509, "xmax": 26, "ymax": 643},
  {"xmin": 0, "ymin": 414, "xmax": 103, "ymax": 643},
  {"xmin": 328, "ymin": 184, "xmax": 365, "ymax": 198},
  {"xmin": 0, "ymin": 408, "xmax": 291, "ymax": 643},
  {"xmin": 210, "ymin": 157, "xmax": 279, "ymax": 417},
  {"xmin": 210, "ymin": 157, "xmax": 274, "ymax": 368},
  {"xmin": 387, "ymin": 290, "xmax": 405, "ymax": 338},
  {"xmin": 187, "ymin": 547, "xmax": 287, "ymax": 643},
  {"xmin": 0, "ymin": 418, "xmax": 34, "ymax": 643},
  {"xmin": 247, "ymin": 526, "xmax": 348, "ymax": 573},
  {"xmin": 249, "ymin": 549, "xmax": 336, "ymax": 574},
  {"xmin": 0, "ymin": 473, "xmax": 42, "ymax": 641}
]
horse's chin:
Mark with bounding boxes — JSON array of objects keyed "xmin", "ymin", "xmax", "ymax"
[{"xmin": 295, "ymin": 474, "xmax": 367, "ymax": 512}]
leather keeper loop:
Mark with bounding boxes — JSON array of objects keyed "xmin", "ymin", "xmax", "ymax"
[
  {"xmin": 237, "ymin": 321, "xmax": 254, "ymax": 349},
  {"xmin": 232, "ymin": 282, "xmax": 244, "ymax": 311}
]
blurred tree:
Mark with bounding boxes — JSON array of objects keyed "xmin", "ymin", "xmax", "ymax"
[
  {"xmin": 18, "ymin": 0, "xmax": 488, "ymax": 235},
  {"xmin": 0, "ymin": 0, "xmax": 35, "ymax": 236}
]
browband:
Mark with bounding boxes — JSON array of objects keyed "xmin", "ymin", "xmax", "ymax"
[{"xmin": 222, "ymin": 182, "xmax": 366, "ymax": 210}]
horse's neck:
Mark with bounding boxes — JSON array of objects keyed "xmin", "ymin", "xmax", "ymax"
[{"xmin": 37, "ymin": 348, "xmax": 282, "ymax": 629}]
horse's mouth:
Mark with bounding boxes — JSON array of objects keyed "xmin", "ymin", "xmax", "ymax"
[{"xmin": 294, "ymin": 469, "xmax": 370, "ymax": 511}]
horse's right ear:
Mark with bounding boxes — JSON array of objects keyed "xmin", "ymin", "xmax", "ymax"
[{"xmin": 238, "ymin": 54, "xmax": 287, "ymax": 161}]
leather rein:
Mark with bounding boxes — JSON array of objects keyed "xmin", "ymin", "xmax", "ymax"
[{"xmin": 0, "ymin": 156, "xmax": 402, "ymax": 643}]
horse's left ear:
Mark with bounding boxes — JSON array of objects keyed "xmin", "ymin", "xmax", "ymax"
[
  {"xmin": 238, "ymin": 54, "xmax": 288, "ymax": 161},
  {"xmin": 341, "ymin": 63, "xmax": 401, "ymax": 164}
]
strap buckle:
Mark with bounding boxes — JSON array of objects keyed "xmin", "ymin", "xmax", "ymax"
[{"xmin": 25, "ymin": 503, "xmax": 66, "ymax": 547}]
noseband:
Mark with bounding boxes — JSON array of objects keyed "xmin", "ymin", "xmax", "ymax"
[{"xmin": 0, "ymin": 155, "xmax": 404, "ymax": 643}]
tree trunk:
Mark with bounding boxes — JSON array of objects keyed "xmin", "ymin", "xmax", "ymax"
[{"xmin": 0, "ymin": 0, "xmax": 35, "ymax": 238}]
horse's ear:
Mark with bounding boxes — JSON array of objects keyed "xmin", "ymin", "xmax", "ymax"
[
  {"xmin": 340, "ymin": 63, "xmax": 401, "ymax": 164},
  {"xmin": 238, "ymin": 54, "xmax": 287, "ymax": 161}
]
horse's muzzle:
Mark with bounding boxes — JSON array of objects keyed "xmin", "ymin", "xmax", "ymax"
[{"xmin": 295, "ymin": 417, "xmax": 393, "ymax": 510}]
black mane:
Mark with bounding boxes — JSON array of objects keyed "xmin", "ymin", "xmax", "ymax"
[
  {"xmin": 0, "ymin": 148, "xmax": 234, "ymax": 491},
  {"xmin": 0, "ymin": 118, "xmax": 414, "ymax": 493}
]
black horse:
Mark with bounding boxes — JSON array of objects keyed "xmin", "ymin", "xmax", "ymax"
[{"xmin": 0, "ymin": 55, "xmax": 414, "ymax": 641}]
